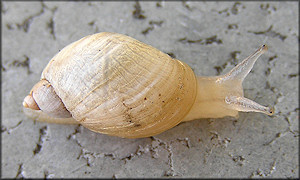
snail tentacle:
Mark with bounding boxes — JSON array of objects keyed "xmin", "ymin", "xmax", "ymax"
[
  {"xmin": 225, "ymin": 95, "xmax": 274, "ymax": 116},
  {"xmin": 216, "ymin": 45, "xmax": 268, "ymax": 83},
  {"xmin": 216, "ymin": 44, "xmax": 274, "ymax": 115}
]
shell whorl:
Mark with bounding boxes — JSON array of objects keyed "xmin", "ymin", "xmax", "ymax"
[
  {"xmin": 23, "ymin": 79, "xmax": 72, "ymax": 118},
  {"xmin": 40, "ymin": 32, "xmax": 197, "ymax": 138}
]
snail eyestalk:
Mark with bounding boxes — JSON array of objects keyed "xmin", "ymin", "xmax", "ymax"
[
  {"xmin": 183, "ymin": 45, "xmax": 274, "ymax": 122},
  {"xmin": 225, "ymin": 96, "xmax": 275, "ymax": 116},
  {"xmin": 216, "ymin": 44, "xmax": 268, "ymax": 83}
]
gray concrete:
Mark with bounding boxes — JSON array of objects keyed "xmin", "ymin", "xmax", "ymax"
[{"xmin": 1, "ymin": 1, "xmax": 298, "ymax": 178}]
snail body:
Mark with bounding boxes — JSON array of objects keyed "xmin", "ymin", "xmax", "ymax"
[{"xmin": 23, "ymin": 32, "xmax": 274, "ymax": 138}]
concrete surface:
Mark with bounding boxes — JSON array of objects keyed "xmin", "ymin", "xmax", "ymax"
[{"xmin": 1, "ymin": 1, "xmax": 298, "ymax": 178}]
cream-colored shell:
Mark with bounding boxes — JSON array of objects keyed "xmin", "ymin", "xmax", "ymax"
[{"xmin": 41, "ymin": 32, "xmax": 197, "ymax": 138}]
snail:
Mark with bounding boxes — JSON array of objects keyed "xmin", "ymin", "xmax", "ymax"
[{"xmin": 23, "ymin": 32, "xmax": 274, "ymax": 138}]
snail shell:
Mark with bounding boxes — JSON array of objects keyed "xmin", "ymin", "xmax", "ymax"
[
  {"xmin": 23, "ymin": 32, "xmax": 274, "ymax": 138},
  {"xmin": 24, "ymin": 32, "xmax": 197, "ymax": 138}
]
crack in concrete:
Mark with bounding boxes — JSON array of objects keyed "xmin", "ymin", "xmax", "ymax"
[
  {"xmin": 44, "ymin": 170, "xmax": 55, "ymax": 178},
  {"xmin": 148, "ymin": 137, "xmax": 176, "ymax": 177},
  {"xmin": 182, "ymin": 0, "xmax": 193, "ymax": 11},
  {"xmin": 203, "ymin": 144, "xmax": 214, "ymax": 164},
  {"xmin": 265, "ymin": 67, "xmax": 271, "ymax": 76},
  {"xmin": 1, "ymin": 120, "xmax": 23, "ymax": 134},
  {"xmin": 16, "ymin": 3, "xmax": 45, "ymax": 32},
  {"xmin": 248, "ymin": 25, "xmax": 287, "ymax": 41},
  {"xmin": 47, "ymin": 15, "xmax": 56, "ymax": 40},
  {"xmin": 66, "ymin": 129, "xmax": 192, "ymax": 176},
  {"xmin": 77, "ymin": 149, "xmax": 95, "ymax": 167},
  {"xmin": 33, "ymin": 126, "xmax": 48, "ymax": 155},
  {"xmin": 203, "ymin": 131, "xmax": 232, "ymax": 164},
  {"xmin": 77, "ymin": 148, "xmax": 116, "ymax": 167},
  {"xmin": 268, "ymin": 55, "xmax": 278, "ymax": 63},
  {"xmin": 67, "ymin": 125, "xmax": 118, "ymax": 168},
  {"xmin": 213, "ymin": 2, "xmax": 245, "ymax": 16},
  {"xmin": 156, "ymin": 1, "xmax": 163, "ymax": 8},
  {"xmin": 284, "ymin": 108, "xmax": 299, "ymax": 130},
  {"xmin": 112, "ymin": 174, "xmax": 118, "ymax": 179},
  {"xmin": 228, "ymin": 153, "xmax": 246, "ymax": 166},
  {"xmin": 284, "ymin": 113, "xmax": 299, "ymax": 138},
  {"xmin": 9, "ymin": 55, "xmax": 32, "ymax": 74},
  {"xmin": 288, "ymin": 73, "xmax": 298, "ymax": 79},
  {"xmin": 132, "ymin": 1, "xmax": 146, "ymax": 20},
  {"xmin": 290, "ymin": 165, "xmax": 299, "ymax": 177},
  {"xmin": 263, "ymin": 108, "xmax": 299, "ymax": 146},
  {"xmin": 67, "ymin": 125, "xmax": 83, "ymax": 148},
  {"xmin": 5, "ymin": 22, "xmax": 15, "ymax": 30},
  {"xmin": 66, "ymin": 119, "xmax": 272, "ymax": 177},
  {"xmin": 228, "ymin": 24, "xmax": 238, "ymax": 30},
  {"xmin": 178, "ymin": 35, "xmax": 223, "ymax": 45},
  {"xmin": 141, "ymin": 20, "xmax": 164, "ymax": 35},
  {"xmin": 265, "ymin": 81, "xmax": 278, "ymax": 93},
  {"xmin": 151, "ymin": 137, "xmax": 193, "ymax": 176},
  {"xmin": 231, "ymin": 2, "xmax": 245, "ymax": 15},
  {"xmin": 163, "ymin": 143, "xmax": 176, "ymax": 177},
  {"xmin": 209, "ymin": 131, "xmax": 231, "ymax": 148},
  {"xmin": 263, "ymin": 132, "xmax": 286, "ymax": 146},
  {"xmin": 176, "ymin": 137, "xmax": 191, "ymax": 148},
  {"xmin": 15, "ymin": 163, "xmax": 25, "ymax": 178},
  {"xmin": 214, "ymin": 51, "xmax": 241, "ymax": 75},
  {"xmin": 260, "ymin": 3, "xmax": 277, "ymax": 14},
  {"xmin": 216, "ymin": 8, "xmax": 230, "ymax": 16},
  {"xmin": 13, "ymin": 1, "xmax": 57, "ymax": 39},
  {"xmin": 121, "ymin": 144, "xmax": 149, "ymax": 163},
  {"xmin": 249, "ymin": 159, "xmax": 277, "ymax": 178},
  {"xmin": 264, "ymin": 54, "xmax": 278, "ymax": 80},
  {"xmin": 1, "ymin": 64, "xmax": 7, "ymax": 71},
  {"xmin": 67, "ymin": 125, "xmax": 81, "ymax": 140},
  {"xmin": 45, "ymin": 4, "xmax": 58, "ymax": 40},
  {"xmin": 88, "ymin": 20, "xmax": 99, "ymax": 34}
]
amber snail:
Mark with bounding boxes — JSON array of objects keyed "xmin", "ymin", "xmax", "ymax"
[{"xmin": 23, "ymin": 32, "xmax": 274, "ymax": 138}]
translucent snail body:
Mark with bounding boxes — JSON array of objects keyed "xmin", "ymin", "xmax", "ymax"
[{"xmin": 23, "ymin": 32, "xmax": 274, "ymax": 138}]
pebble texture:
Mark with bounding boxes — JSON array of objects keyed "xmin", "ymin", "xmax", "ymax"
[{"xmin": 1, "ymin": 1, "xmax": 298, "ymax": 178}]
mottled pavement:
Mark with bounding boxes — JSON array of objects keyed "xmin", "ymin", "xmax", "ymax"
[{"xmin": 1, "ymin": 1, "xmax": 298, "ymax": 178}]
